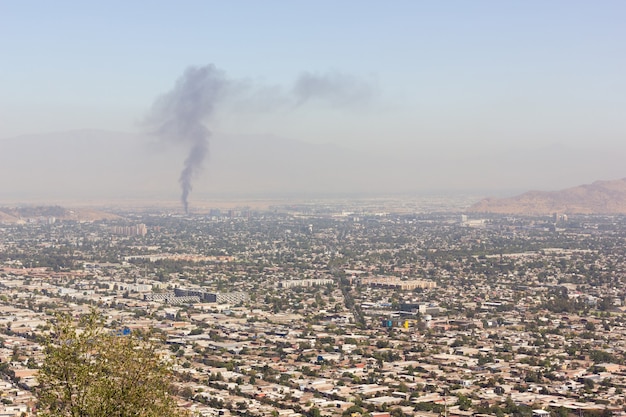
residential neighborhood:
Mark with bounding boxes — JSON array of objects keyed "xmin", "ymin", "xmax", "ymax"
[{"xmin": 1, "ymin": 204, "xmax": 625, "ymax": 417}]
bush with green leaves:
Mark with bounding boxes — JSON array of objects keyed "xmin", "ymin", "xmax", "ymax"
[{"xmin": 37, "ymin": 310, "xmax": 186, "ymax": 417}]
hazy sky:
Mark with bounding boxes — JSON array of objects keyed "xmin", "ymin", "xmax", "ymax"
[{"xmin": 2, "ymin": 1, "xmax": 625, "ymax": 152}]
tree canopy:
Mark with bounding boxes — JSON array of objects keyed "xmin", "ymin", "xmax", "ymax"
[{"xmin": 37, "ymin": 310, "xmax": 186, "ymax": 417}]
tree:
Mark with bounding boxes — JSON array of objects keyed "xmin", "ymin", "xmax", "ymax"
[
  {"xmin": 457, "ymin": 394, "xmax": 472, "ymax": 411},
  {"xmin": 37, "ymin": 310, "xmax": 186, "ymax": 417}
]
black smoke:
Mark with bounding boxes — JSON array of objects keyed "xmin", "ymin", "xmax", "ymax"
[
  {"xmin": 145, "ymin": 65, "xmax": 229, "ymax": 213},
  {"xmin": 146, "ymin": 65, "xmax": 376, "ymax": 213}
]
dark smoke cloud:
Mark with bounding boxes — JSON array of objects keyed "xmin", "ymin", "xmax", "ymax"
[
  {"xmin": 146, "ymin": 65, "xmax": 376, "ymax": 212},
  {"xmin": 145, "ymin": 65, "xmax": 230, "ymax": 213}
]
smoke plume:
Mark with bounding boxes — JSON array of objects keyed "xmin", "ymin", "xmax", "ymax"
[
  {"xmin": 146, "ymin": 65, "xmax": 375, "ymax": 212},
  {"xmin": 145, "ymin": 65, "xmax": 229, "ymax": 213},
  {"xmin": 293, "ymin": 71, "xmax": 376, "ymax": 107}
]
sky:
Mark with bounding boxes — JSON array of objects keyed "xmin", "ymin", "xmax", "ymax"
[{"xmin": 1, "ymin": 1, "xmax": 626, "ymax": 200}]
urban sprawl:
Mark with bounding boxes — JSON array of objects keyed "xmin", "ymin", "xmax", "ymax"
[{"xmin": 1, "ymin": 203, "xmax": 626, "ymax": 417}]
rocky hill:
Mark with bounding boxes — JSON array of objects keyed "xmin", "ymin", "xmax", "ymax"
[
  {"xmin": 469, "ymin": 178, "xmax": 626, "ymax": 215},
  {"xmin": 0, "ymin": 206, "xmax": 121, "ymax": 224}
]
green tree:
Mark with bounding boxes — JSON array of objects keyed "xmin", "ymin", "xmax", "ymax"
[
  {"xmin": 457, "ymin": 394, "xmax": 472, "ymax": 411},
  {"xmin": 309, "ymin": 407, "xmax": 321, "ymax": 417},
  {"xmin": 37, "ymin": 310, "xmax": 186, "ymax": 417}
]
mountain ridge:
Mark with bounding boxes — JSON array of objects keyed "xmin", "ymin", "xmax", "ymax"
[
  {"xmin": 468, "ymin": 178, "xmax": 626, "ymax": 214},
  {"xmin": 1, "ymin": 129, "xmax": 625, "ymax": 203},
  {"xmin": 0, "ymin": 205, "xmax": 122, "ymax": 224}
]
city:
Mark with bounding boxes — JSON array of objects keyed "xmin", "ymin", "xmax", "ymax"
[
  {"xmin": 3, "ymin": 2, "xmax": 626, "ymax": 417},
  {"xmin": 1, "ymin": 204, "xmax": 625, "ymax": 417}
]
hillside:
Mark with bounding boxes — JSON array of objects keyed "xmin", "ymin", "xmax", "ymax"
[
  {"xmin": 468, "ymin": 178, "xmax": 626, "ymax": 214},
  {"xmin": 0, "ymin": 206, "xmax": 122, "ymax": 224}
]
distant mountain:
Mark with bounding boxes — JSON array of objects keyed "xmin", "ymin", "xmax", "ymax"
[
  {"xmin": 1, "ymin": 129, "xmax": 625, "ymax": 205},
  {"xmin": 0, "ymin": 129, "xmax": 416, "ymax": 202},
  {"xmin": 468, "ymin": 178, "xmax": 626, "ymax": 214},
  {"xmin": 0, "ymin": 129, "xmax": 169, "ymax": 201},
  {"xmin": 0, "ymin": 210, "xmax": 18, "ymax": 223},
  {"xmin": 0, "ymin": 205, "xmax": 121, "ymax": 224}
]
